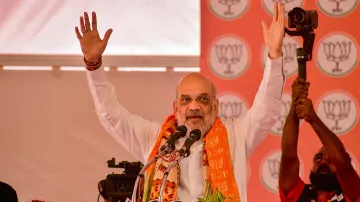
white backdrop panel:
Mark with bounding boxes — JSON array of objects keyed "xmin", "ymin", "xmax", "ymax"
[
  {"xmin": 0, "ymin": 0, "xmax": 199, "ymax": 55},
  {"xmin": 0, "ymin": 70, "xmax": 186, "ymax": 202}
]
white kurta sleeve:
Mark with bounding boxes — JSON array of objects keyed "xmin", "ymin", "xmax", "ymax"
[{"xmin": 86, "ymin": 67, "xmax": 161, "ymax": 163}]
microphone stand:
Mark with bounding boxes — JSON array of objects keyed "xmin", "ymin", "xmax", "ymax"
[
  {"xmin": 158, "ymin": 149, "xmax": 191, "ymax": 202},
  {"xmin": 131, "ymin": 146, "xmax": 173, "ymax": 202},
  {"xmin": 158, "ymin": 155, "xmax": 185, "ymax": 202}
]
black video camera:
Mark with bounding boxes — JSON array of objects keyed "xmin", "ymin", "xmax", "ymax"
[
  {"xmin": 98, "ymin": 158, "xmax": 143, "ymax": 202},
  {"xmin": 288, "ymin": 7, "xmax": 318, "ymax": 30},
  {"xmin": 285, "ymin": 7, "xmax": 318, "ymax": 80}
]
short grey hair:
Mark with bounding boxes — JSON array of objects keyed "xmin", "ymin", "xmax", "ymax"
[{"xmin": 174, "ymin": 81, "xmax": 217, "ymax": 98}]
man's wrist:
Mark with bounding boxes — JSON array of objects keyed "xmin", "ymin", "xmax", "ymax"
[
  {"xmin": 84, "ymin": 56, "xmax": 102, "ymax": 71},
  {"xmin": 308, "ymin": 113, "xmax": 320, "ymax": 125},
  {"xmin": 269, "ymin": 49, "xmax": 282, "ymax": 59},
  {"xmin": 84, "ymin": 55, "xmax": 101, "ymax": 63}
]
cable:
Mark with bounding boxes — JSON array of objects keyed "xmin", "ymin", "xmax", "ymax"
[{"xmin": 97, "ymin": 193, "xmax": 101, "ymax": 202}]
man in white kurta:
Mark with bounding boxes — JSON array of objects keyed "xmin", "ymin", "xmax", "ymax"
[
  {"xmin": 86, "ymin": 53, "xmax": 284, "ymax": 201},
  {"xmin": 76, "ymin": 2, "xmax": 286, "ymax": 201}
]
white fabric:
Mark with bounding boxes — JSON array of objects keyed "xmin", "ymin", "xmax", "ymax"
[
  {"xmin": 0, "ymin": 0, "xmax": 199, "ymax": 55},
  {"xmin": 86, "ymin": 56, "xmax": 285, "ymax": 202}
]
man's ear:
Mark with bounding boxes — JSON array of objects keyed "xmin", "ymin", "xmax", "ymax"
[
  {"xmin": 173, "ymin": 100, "xmax": 177, "ymax": 114},
  {"xmin": 214, "ymin": 98, "xmax": 219, "ymax": 114}
]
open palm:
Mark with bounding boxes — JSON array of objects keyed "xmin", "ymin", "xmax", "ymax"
[
  {"xmin": 75, "ymin": 12, "xmax": 113, "ymax": 62},
  {"xmin": 262, "ymin": 1, "xmax": 285, "ymax": 58}
]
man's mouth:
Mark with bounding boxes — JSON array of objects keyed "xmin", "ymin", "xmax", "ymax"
[
  {"xmin": 317, "ymin": 165, "xmax": 331, "ymax": 174},
  {"xmin": 186, "ymin": 116, "xmax": 203, "ymax": 121}
]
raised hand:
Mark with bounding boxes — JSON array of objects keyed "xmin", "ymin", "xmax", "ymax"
[
  {"xmin": 291, "ymin": 77, "xmax": 310, "ymax": 103},
  {"xmin": 75, "ymin": 12, "xmax": 113, "ymax": 63},
  {"xmin": 261, "ymin": 0, "xmax": 285, "ymax": 59}
]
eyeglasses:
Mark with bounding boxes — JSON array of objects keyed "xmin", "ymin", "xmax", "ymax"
[{"xmin": 177, "ymin": 94, "xmax": 214, "ymax": 106}]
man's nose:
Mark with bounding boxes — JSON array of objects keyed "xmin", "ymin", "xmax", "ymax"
[
  {"xmin": 188, "ymin": 99, "xmax": 201, "ymax": 110},
  {"xmin": 319, "ymin": 161, "xmax": 329, "ymax": 168},
  {"xmin": 321, "ymin": 156, "xmax": 329, "ymax": 164}
]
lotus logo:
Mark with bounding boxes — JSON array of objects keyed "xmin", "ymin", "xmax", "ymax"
[
  {"xmin": 216, "ymin": 44, "xmax": 243, "ymax": 75},
  {"xmin": 316, "ymin": 91, "xmax": 358, "ymax": 135},
  {"xmin": 260, "ymin": 150, "xmax": 304, "ymax": 193},
  {"xmin": 219, "ymin": 101, "xmax": 243, "ymax": 120},
  {"xmin": 219, "ymin": 0, "xmax": 240, "ymax": 15},
  {"xmin": 317, "ymin": 0, "xmax": 358, "ymax": 17},
  {"xmin": 217, "ymin": 93, "xmax": 248, "ymax": 120},
  {"xmin": 323, "ymin": 41, "xmax": 351, "ymax": 73},
  {"xmin": 316, "ymin": 33, "xmax": 358, "ymax": 77},
  {"xmin": 209, "ymin": 0, "xmax": 250, "ymax": 20},
  {"xmin": 322, "ymin": 100, "xmax": 351, "ymax": 131},
  {"xmin": 209, "ymin": 36, "xmax": 250, "ymax": 79},
  {"xmin": 262, "ymin": 36, "xmax": 300, "ymax": 77},
  {"xmin": 262, "ymin": 0, "xmax": 304, "ymax": 16},
  {"xmin": 283, "ymin": 43, "xmax": 298, "ymax": 64}
]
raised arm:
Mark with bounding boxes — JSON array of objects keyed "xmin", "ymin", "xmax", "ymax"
[
  {"xmin": 296, "ymin": 96, "xmax": 360, "ymax": 200},
  {"xmin": 234, "ymin": 1, "xmax": 286, "ymax": 157},
  {"xmin": 234, "ymin": 55, "xmax": 284, "ymax": 157},
  {"xmin": 75, "ymin": 12, "xmax": 161, "ymax": 163},
  {"xmin": 86, "ymin": 68, "xmax": 161, "ymax": 163},
  {"xmin": 279, "ymin": 78, "xmax": 308, "ymax": 195}
]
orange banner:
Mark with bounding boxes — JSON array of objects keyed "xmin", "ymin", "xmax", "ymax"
[{"xmin": 200, "ymin": 0, "xmax": 359, "ymax": 201}]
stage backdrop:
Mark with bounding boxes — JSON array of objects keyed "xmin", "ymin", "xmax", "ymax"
[{"xmin": 201, "ymin": 0, "xmax": 359, "ymax": 201}]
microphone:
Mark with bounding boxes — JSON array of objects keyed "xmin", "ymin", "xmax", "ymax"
[
  {"xmin": 160, "ymin": 125, "xmax": 187, "ymax": 153},
  {"xmin": 131, "ymin": 127, "xmax": 186, "ymax": 202},
  {"xmin": 179, "ymin": 129, "xmax": 201, "ymax": 157},
  {"xmin": 159, "ymin": 129, "xmax": 201, "ymax": 201}
]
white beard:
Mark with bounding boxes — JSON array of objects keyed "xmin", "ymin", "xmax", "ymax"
[{"xmin": 175, "ymin": 101, "xmax": 217, "ymax": 137}]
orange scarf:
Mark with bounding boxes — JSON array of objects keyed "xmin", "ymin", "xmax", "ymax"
[{"xmin": 142, "ymin": 114, "xmax": 241, "ymax": 201}]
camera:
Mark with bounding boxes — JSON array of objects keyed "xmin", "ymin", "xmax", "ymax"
[
  {"xmin": 98, "ymin": 158, "xmax": 143, "ymax": 202},
  {"xmin": 285, "ymin": 7, "xmax": 318, "ymax": 80},
  {"xmin": 288, "ymin": 7, "xmax": 318, "ymax": 30}
]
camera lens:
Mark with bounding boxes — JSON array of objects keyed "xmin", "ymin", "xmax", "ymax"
[{"xmin": 295, "ymin": 12, "xmax": 305, "ymax": 23}]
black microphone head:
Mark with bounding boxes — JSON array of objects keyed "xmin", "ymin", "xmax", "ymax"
[
  {"xmin": 176, "ymin": 125, "xmax": 187, "ymax": 137},
  {"xmin": 189, "ymin": 129, "xmax": 201, "ymax": 141},
  {"xmin": 160, "ymin": 125, "xmax": 187, "ymax": 153}
]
